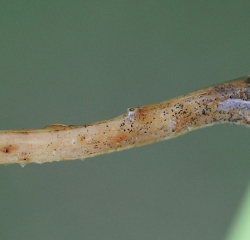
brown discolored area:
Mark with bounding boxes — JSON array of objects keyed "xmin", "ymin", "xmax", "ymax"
[
  {"xmin": 18, "ymin": 156, "xmax": 30, "ymax": 163},
  {"xmin": 2, "ymin": 144, "xmax": 18, "ymax": 153},
  {"xmin": 18, "ymin": 152, "xmax": 31, "ymax": 162},
  {"xmin": 214, "ymin": 77, "xmax": 250, "ymax": 101},
  {"xmin": 44, "ymin": 124, "xmax": 77, "ymax": 131},
  {"xmin": 107, "ymin": 131, "xmax": 127, "ymax": 143},
  {"xmin": 78, "ymin": 135, "xmax": 86, "ymax": 141},
  {"xmin": 243, "ymin": 76, "xmax": 250, "ymax": 85},
  {"xmin": 244, "ymin": 77, "xmax": 250, "ymax": 99},
  {"xmin": 136, "ymin": 107, "xmax": 150, "ymax": 122}
]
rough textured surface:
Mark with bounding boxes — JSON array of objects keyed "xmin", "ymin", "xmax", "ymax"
[{"xmin": 0, "ymin": 76, "xmax": 250, "ymax": 165}]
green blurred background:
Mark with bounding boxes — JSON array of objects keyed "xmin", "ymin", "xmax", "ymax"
[{"xmin": 1, "ymin": 1, "xmax": 250, "ymax": 239}]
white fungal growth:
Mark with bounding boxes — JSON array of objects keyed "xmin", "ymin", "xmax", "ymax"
[
  {"xmin": 218, "ymin": 99, "xmax": 250, "ymax": 111},
  {"xmin": 168, "ymin": 120, "xmax": 176, "ymax": 132},
  {"xmin": 52, "ymin": 150, "xmax": 57, "ymax": 156},
  {"xmin": 125, "ymin": 107, "xmax": 137, "ymax": 121}
]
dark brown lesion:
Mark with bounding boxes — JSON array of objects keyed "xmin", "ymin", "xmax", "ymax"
[
  {"xmin": 1, "ymin": 144, "xmax": 18, "ymax": 153},
  {"xmin": 2, "ymin": 148, "xmax": 8, "ymax": 153}
]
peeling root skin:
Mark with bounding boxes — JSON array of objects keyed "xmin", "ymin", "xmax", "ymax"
[{"xmin": 1, "ymin": 76, "xmax": 250, "ymax": 165}]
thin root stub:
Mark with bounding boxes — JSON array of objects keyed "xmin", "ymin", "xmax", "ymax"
[{"xmin": 0, "ymin": 76, "xmax": 250, "ymax": 165}]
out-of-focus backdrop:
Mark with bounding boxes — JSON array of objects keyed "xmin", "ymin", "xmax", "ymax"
[{"xmin": 1, "ymin": 1, "xmax": 250, "ymax": 239}]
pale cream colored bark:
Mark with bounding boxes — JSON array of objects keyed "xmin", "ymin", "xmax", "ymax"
[{"xmin": 0, "ymin": 76, "xmax": 250, "ymax": 165}]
